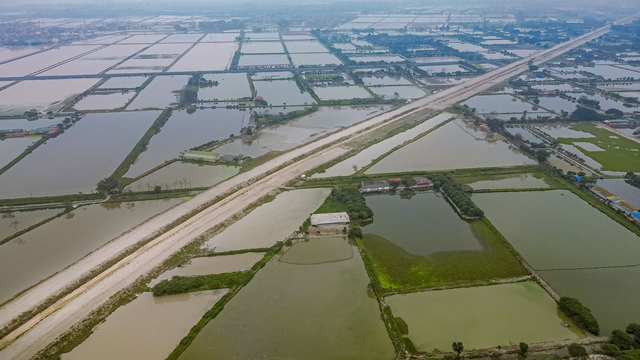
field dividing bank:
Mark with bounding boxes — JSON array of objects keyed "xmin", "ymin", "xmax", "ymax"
[{"xmin": 0, "ymin": 27, "xmax": 611, "ymax": 359}]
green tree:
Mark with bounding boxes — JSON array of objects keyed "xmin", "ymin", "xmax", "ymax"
[
  {"xmin": 452, "ymin": 342, "xmax": 464, "ymax": 356},
  {"xmin": 535, "ymin": 150, "xmax": 550, "ymax": 163},
  {"xmin": 519, "ymin": 342, "xmax": 529, "ymax": 356},
  {"xmin": 568, "ymin": 343, "xmax": 588, "ymax": 360},
  {"xmin": 348, "ymin": 225, "xmax": 362, "ymax": 239},
  {"xmin": 626, "ymin": 323, "xmax": 640, "ymax": 343},
  {"xmin": 611, "ymin": 329, "xmax": 635, "ymax": 350},
  {"xmin": 96, "ymin": 177, "xmax": 118, "ymax": 194},
  {"xmin": 600, "ymin": 344, "xmax": 622, "ymax": 357}
]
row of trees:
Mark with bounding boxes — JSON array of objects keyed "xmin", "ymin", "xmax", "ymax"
[
  {"xmin": 431, "ymin": 174, "xmax": 484, "ymax": 218},
  {"xmin": 624, "ymin": 172, "xmax": 640, "ymax": 189},
  {"xmin": 559, "ymin": 297, "xmax": 600, "ymax": 335}
]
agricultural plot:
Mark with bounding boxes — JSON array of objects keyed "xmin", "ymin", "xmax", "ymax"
[{"xmin": 362, "ymin": 193, "xmax": 526, "ymax": 290}]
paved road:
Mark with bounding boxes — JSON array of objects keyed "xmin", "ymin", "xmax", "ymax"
[{"xmin": 0, "ymin": 24, "xmax": 616, "ymax": 359}]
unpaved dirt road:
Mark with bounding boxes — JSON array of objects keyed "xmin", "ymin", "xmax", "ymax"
[{"xmin": 0, "ymin": 25, "xmax": 613, "ymax": 359}]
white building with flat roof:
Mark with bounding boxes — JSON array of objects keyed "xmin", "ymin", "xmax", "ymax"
[{"xmin": 310, "ymin": 212, "xmax": 350, "ymax": 226}]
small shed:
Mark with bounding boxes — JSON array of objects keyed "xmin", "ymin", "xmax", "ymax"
[{"xmin": 310, "ymin": 212, "xmax": 350, "ymax": 226}]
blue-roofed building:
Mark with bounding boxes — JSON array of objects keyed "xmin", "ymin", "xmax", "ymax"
[{"xmin": 631, "ymin": 211, "xmax": 640, "ymax": 221}]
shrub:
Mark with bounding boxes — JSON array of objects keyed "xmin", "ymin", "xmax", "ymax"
[
  {"xmin": 568, "ymin": 343, "xmax": 588, "ymax": 360},
  {"xmin": 611, "ymin": 329, "xmax": 635, "ymax": 350},
  {"xmin": 600, "ymin": 344, "xmax": 622, "ymax": 357},
  {"xmin": 559, "ymin": 297, "xmax": 600, "ymax": 335}
]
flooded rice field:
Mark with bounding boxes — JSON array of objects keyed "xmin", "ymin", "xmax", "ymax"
[
  {"xmin": 205, "ymin": 188, "xmax": 330, "ymax": 252},
  {"xmin": 160, "ymin": 33, "xmax": 205, "ymax": 43},
  {"xmin": 253, "ymin": 80, "xmax": 315, "ymax": 105},
  {"xmin": 127, "ymin": 162, "xmax": 239, "ymax": 191},
  {"xmin": 462, "ymin": 94, "xmax": 539, "ymax": 114},
  {"xmin": 125, "ymin": 109, "xmax": 246, "ymax": 178},
  {"xmin": 370, "ymin": 85, "xmax": 425, "ymax": 99},
  {"xmin": 473, "ymin": 190, "xmax": 640, "ymax": 270},
  {"xmin": 250, "ymin": 71, "xmax": 293, "ymax": 80},
  {"xmin": 73, "ymin": 92, "xmax": 134, "ymax": 111},
  {"xmin": 538, "ymin": 266, "xmax": 640, "ymax": 335},
  {"xmin": 39, "ymin": 44, "xmax": 147, "ymax": 76},
  {"xmin": 0, "ymin": 111, "xmax": 159, "ymax": 198},
  {"xmin": 99, "ymin": 76, "xmax": 148, "ymax": 89},
  {"xmin": 387, "ymin": 282, "xmax": 582, "ymax": 352},
  {"xmin": 0, "ymin": 209, "xmax": 60, "ymax": 242},
  {"xmin": 237, "ymin": 54, "xmax": 289, "ymax": 68},
  {"xmin": 0, "ymin": 45, "xmax": 100, "ymax": 77},
  {"xmin": 283, "ymin": 41, "xmax": 328, "ymax": 53},
  {"xmin": 150, "ymin": 253, "xmax": 264, "ymax": 286},
  {"xmin": 535, "ymin": 124, "xmax": 595, "ymax": 139},
  {"xmin": 364, "ymin": 193, "xmax": 482, "ymax": 256},
  {"xmin": 315, "ymin": 112, "xmax": 454, "ymax": 178},
  {"xmin": 505, "ymin": 126, "xmax": 541, "ymax": 143},
  {"xmin": 0, "ymin": 79, "xmax": 99, "ymax": 115},
  {"xmin": 241, "ymin": 41, "xmax": 284, "ymax": 54},
  {"xmin": 464, "ymin": 173, "xmax": 550, "ymax": 190},
  {"xmin": 126, "ymin": 75, "xmax": 188, "ymax": 110},
  {"xmin": 313, "ymin": 85, "xmax": 372, "ymax": 100},
  {"xmin": 361, "ymin": 76, "xmax": 412, "ymax": 86},
  {"xmin": 198, "ymin": 73, "xmax": 251, "ymax": 101},
  {"xmin": 290, "ymin": 53, "xmax": 342, "ymax": 67},
  {"xmin": 179, "ymin": 237, "xmax": 395, "ymax": 360},
  {"xmin": 0, "ymin": 199, "xmax": 180, "ymax": 305},
  {"xmin": 0, "ymin": 46, "xmax": 47, "ymax": 63},
  {"xmin": 0, "ymin": 137, "xmax": 38, "ymax": 168},
  {"xmin": 169, "ymin": 42, "xmax": 237, "ymax": 72},
  {"xmin": 291, "ymin": 105, "xmax": 390, "ymax": 129},
  {"xmin": 62, "ymin": 290, "xmax": 226, "ymax": 360},
  {"xmin": 366, "ymin": 119, "xmax": 534, "ymax": 174}
]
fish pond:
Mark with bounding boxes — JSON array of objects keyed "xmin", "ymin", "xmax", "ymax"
[
  {"xmin": 460, "ymin": 173, "xmax": 550, "ymax": 190},
  {"xmin": 205, "ymin": 188, "xmax": 330, "ymax": 252},
  {"xmin": 366, "ymin": 120, "xmax": 535, "ymax": 174},
  {"xmin": 362, "ymin": 193, "xmax": 526, "ymax": 290},
  {"xmin": 126, "ymin": 75, "xmax": 188, "ymax": 110},
  {"xmin": 178, "ymin": 237, "xmax": 395, "ymax": 360},
  {"xmin": 473, "ymin": 190, "xmax": 640, "ymax": 270},
  {"xmin": 62, "ymin": 290, "xmax": 226, "ymax": 360},
  {"xmin": 315, "ymin": 112, "xmax": 454, "ymax": 178},
  {"xmin": 387, "ymin": 282, "xmax": 582, "ymax": 352},
  {"xmin": 0, "ymin": 208, "xmax": 61, "ymax": 242},
  {"xmin": 0, "ymin": 111, "xmax": 158, "ymax": 199},
  {"xmin": 312, "ymin": 85, "xmax": 372, "ymax": 100},
  {"xmin": 127, "ymin": 162, "xmax": 239, "ymax": 191},
  {"xmin": 124, "ymin": 109, "xmax": 246, "ymax": 178},
  {"xmin": 0, "ymin": 199, "xmax": 180, "ymax": 304},
  {"xmin": 253, "ymin": 80, "xmax": 315, "ymax": 105},
  {"xmin": 538, "ymin": 266, "xmax": 640, "ymax": 335}
]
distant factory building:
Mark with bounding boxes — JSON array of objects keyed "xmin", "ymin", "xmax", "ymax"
[
  {"xmin": 310, "ymin": 212, "xmax": 350, "ymax": 226},
  {"xmin": 360, "ymin": 180, "xmax": 390, "ymax": 193},
  {"xmin": 604, "ymin": 118, "xmax": 635, "ymax": 128},
  {"xmin": 414, "ymin": 177, "xmax": 434, "ymax": 188}
]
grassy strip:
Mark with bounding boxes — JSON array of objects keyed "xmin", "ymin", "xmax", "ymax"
[
  {"xmin": 355, "ymin": 238, "xmax": 405, "ymax": 355},
  {"xmin": 557, "ymin": 123, "xmax": 640, "ymax": 172},
  {"xmin": 165, "ymin": 242, "xmax": 284, "ymax": 359},
  {"xmin": 152, "ymin": 271, "xmax": 251, "ymax": 296},
  {"xmin": 0, "ymin": 193, "xmax": 105, "ymax": 208},
  {"xmin": 111, "ymin": 109, "xmax": 173, "ymax": 184},
  {"xmin": 205, "ymin": 248, "xmax": 270, "ymax": 257},
  {"xmin": 0, "ymin": 136, "xmax": 47, "ymax": 177},
  {"xmin": 0, "ymin": 208, "xmax": 69, "ymax": 247}
]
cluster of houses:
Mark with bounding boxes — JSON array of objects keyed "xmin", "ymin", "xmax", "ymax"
[
  {"xmin": 360, "ymin": 177, "xmax": 433, "ymax": 193},
  {"xmin": 0, "ymin": 125, "xmax": 59, "ymax": 138}
]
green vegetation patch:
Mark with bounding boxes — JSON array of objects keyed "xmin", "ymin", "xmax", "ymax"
[
  {"xmin": 362, "ymin": 218, "xmax": 527, "ymax": 291},
  {"xmin": 557, "ymin": 123, "xmax": 640, "ymax": 172},
  {"xmin": 559, "ymin": 297, "xmax": 600, "ymax": 335},
  {"xmin": 151, "ymin": 271, "xmax": 251, "ymax": 297}
]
